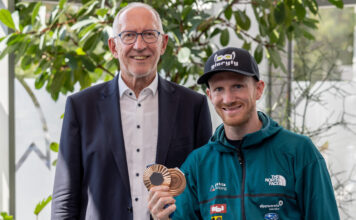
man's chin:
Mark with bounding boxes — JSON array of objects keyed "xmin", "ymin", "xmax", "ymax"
[
  {"xmin": 128, "ymin": 70, "xmax": 155, "ymax": 79},
  {"xmin": 222, "ymin": 118, "xmax": 247, "ymax": 127}
]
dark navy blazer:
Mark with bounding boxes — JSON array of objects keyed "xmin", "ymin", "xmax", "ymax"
[{"xmin": 51, "ymin": 74, "xmax": 212, "ymax": 220}]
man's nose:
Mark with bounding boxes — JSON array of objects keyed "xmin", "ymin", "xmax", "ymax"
[
  {"xmin": 133, "ymin": 34, "xmax": 147, "ymax": 50},
  {"xmin": 222, "ymin": 90, "xmax": 235, "ymax": 104}
]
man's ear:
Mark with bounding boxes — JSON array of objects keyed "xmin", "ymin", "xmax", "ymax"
[
  {"xmin": 206, "ymin": 87, "xmax": 212, "ymax": 101},
  {"xmin": 160, "ymin": 34, "xmax": 169, "ymax": 55},
  {"xmin": 255, "ymin": 80, "xmax": 265, "ymax": 100},
  {"xmin": 108, "ymin": 38, "xmax": 119, "ymax": 58}
]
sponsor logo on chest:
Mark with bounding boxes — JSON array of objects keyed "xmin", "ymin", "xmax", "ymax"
[
  {"xmin": 260, "ymin": 200, "xmax": 284, "ymax": 211},
  {"xmin": 210, "ymin": 204, "xmax": 227, "ymax": 214},
  {"xmin": 264, "ymin": 212, "xmax": 279, "ymax": 220},
  {"xmin": 210, "ymin": 182, "xmax": 227, "ymax": 192},
  {"xmin": 265, "ymin": 175, "xmax": 286, "ymax": 186}
]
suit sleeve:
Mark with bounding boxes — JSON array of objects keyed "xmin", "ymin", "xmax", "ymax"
[
  {"xmin": 295, "ymin": 142, "xmax": 340, "ymax": 220},
  {"xmin": 51, "ymin": 97, "xmax": 83, "ymax": 219},
  {"xmin": 194, "ymin": 96, "xmax": 212, "ymax": 149}
]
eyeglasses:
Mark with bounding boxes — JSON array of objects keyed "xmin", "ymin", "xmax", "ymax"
[{"xmin": 117, "ymin": 30, "xmax": 161, "ymax": 45}]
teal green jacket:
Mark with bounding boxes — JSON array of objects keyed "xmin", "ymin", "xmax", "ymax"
[{"xmin": 173, "ymin": 112, "xmax": 339, "ymax": 220}]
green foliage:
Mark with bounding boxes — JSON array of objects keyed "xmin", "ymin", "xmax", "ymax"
[
  {"xmin": 0, "ymin": 9, "xmax": 16, "ymax": 30},
  {"xmin": 294, "ymin": 7, "xmax": 354, "ymax": 81},
  {"xmin": 0, "ymin": 0, "xmax": 345, "ymax": 100},
  {"xmin": 50, "ymin": 142, "xmax": 59, "ymax": 152},
  {"xmin": 0, "ymin": 212, "xmax": 13, "ymax": 220},
  {"xmin": 34, "ymin": 195, "xmax": 52, "ymax": 216}
]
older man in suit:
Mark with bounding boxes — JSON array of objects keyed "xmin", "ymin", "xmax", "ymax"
[{"xmin": 51, "ymin": 2, "xmax": 212, "ymax": 220}]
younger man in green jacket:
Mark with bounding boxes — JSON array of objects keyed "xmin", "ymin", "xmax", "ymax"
[{"xmin": 148, "ymin": 47, "xmax": 340, "ymax": 220}]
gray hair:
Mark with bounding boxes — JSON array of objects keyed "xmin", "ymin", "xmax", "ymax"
[{"xmin": 112, "ymin": 2, "xmax": 164, "ymax": 36}]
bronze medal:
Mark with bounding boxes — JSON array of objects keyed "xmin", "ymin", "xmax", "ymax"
[
  {"xmin": 143, "ymin": 164, "xmax": 171, "ymax": 190},
  {"xmin": 143, "ymin": 164, "xmax": 186, "ymax": 197},
  {"xmin": 168, "ymin": 168, "xmax": 186, "ymax": 197}
]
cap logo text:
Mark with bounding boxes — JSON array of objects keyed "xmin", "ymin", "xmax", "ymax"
[{"xmin": 211, "ymin": 51, "xmax": 238, "ymax": 70}]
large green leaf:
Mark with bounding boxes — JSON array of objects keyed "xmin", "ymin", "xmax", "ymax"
[
  {"xmin": 79, "ymin": 71, "xmax": 92, "ymax": 89},
  {"xmin": 224, "ymin": 6, "xmax": 232, "ymax": 20},
  {"xmin": 71, "ymin": 18, "xmax": 98, "ymax": 31},
  {"xmin": 295, "ymin": 1, "xmax": 306, "ymax": 21},
  {"xmin": 220, "ymin": 29, "xmax": 229, "ymax": 46},
  {"xmin": 234, "ymin": 10, "xmax": 251, "ymax": 31},
  {"xmin": 242, "ymin": 41, "xmax": 251, "ymax": 51},
  {"xmin": 35, "ymin": 73, "xmax": 48, "ymax": 89},
  {"xmin": 305, "ymin": 0, "xmax": 318, "ymax": 14},
  {"xmin": 20, "ymin": 55, "xmax": 32, "ymax": 70},
  {"xmin": 0, "ymin": 9, "xmax": 16, "ymax": 30},
  {"xmin": 80, "ymin": 56, "xmax": 96, "ymax": 71},
  {"xmin": 274, "ymin": 1, "xmax": 285, "ymax": 24},
  {"xmin": 96, "ymin": 8, "xmax": 108, "ymax": 17},
  {"xmin": 83, "ymin": 33, "xmax": 100, "ymax": 51},
  {"xmin": 327, "ymin": 0, "xmax": 343, "ymax": 8},
  {"xmin": 59, "ymin": 0, "xmax": 68, "ymax": 9},
  {"xmin": 31, "ymin": 2, "xmax": 41, "ymax": 26},
  {"xmin": 254, "ymin": 44, "xmax": 263, "ymax": 64}
]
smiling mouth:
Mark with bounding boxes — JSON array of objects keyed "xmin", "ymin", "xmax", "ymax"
[
  {"xmin": 132, "ymin": 55, "xmax": 150, "ymax": 60},
  {"xmin": 223, "ymin": 104, "xmax": 242, "ymax": 112}
]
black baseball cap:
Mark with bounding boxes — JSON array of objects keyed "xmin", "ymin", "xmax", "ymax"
[{"xmin": 197, "ymin": 47, "xmax": 260, "ymax": 85}]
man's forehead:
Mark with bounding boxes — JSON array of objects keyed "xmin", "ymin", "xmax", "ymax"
[
  {"xmin": 209, "ymin": 72, "xmax": 251, "ymax": 83},
  {"xmin": 117, "ymin": 7, "xmax": 158, "ymax": 29}
]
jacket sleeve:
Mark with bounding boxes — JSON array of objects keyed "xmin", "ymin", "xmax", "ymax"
[
  {"xmin": 194, "ymin": 96, "xmax": 212, "ymax": 149},
  {"xmin": 172, "ymin": 157, "xmax": 203, "ymax": 220},
  {"xmin": 51, "ymin": 97, "xmax": 83, "ymax": 219},
  {"xmin": 295, "ymin": 143, "xmax": 340, "ymax": 220}
]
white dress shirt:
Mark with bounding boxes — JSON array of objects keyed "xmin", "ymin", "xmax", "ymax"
[{"xmin": 118, "ymin": 73, "xmax": 158, "ymax": 220}]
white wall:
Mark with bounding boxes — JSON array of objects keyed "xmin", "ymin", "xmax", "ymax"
[
  {"xmin": 15, "ymin": 79, "xmax": 68, "ymax": 220},
  {"xmin": 292, "ymin": 81, "xmax": 356, "ymax": 219}
]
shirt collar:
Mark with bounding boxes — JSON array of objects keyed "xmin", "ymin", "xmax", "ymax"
[{"xmin": 118, "ymin": 72, "xmax": 159, "ymax": 98}]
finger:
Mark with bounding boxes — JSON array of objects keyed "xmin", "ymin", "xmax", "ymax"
[
  {"xmin": 155, "ymin": 204, "xmax": 176, "ymax": 220},
  {"xmin": 151, "ymin": 198, "xmax": 176, "ymax": 219},
  {"xmin": 148, "ymin": 185, "xmax": 170, "ymax": 201},
  {"xmin": 148, "ymin": 193, "xmax": 175, "ymax": 213}
]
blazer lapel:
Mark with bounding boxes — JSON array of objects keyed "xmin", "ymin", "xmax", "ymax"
[
  {"xmin": 156, "ymin": 77, "xmax": 179, "ymax": 165},
  {"xmin": 98, "ymin": 75, "xmax": 130, "ymax": 194}
]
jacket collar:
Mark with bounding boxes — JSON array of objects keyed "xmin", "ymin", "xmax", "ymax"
[{"xmin": 211, "ymin": 111, "xmax": 282, "ymax": 152}]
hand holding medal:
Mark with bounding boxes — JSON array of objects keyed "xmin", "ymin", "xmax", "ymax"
[{"xmin": 145, "ymin": 164, "xmax": 186, "ymax": 220}]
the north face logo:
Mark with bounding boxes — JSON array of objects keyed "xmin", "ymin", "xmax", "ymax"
[{"xmin": 265, "ymin": 175, "xmax": 286, "ymax": 186}]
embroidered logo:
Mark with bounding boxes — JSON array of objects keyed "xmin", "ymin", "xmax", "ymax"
[
  {"xmin": 210, "ymin": 204, "xmax": 227, "ymax": 214},
  {"xmin": 264, "ymin": 213, "xmax": 279, "ymax": 220},
  {"xmin": 210, "ymin": 182, "xmax": 227, "ymax": 192},
  {"xmin": 265, "ymin": 175, "xmax": 286, "ymax": 186},
  {"xmin": 260, "ymin": 200, "xmax": 284, "ymax": 211},
  {"xmin": 211, "ymin": 216, "xmax": 223, "ymax": 220},
  {"xmin": 211, "ymin": 51, "xmax": 238, "ymax": 70}
]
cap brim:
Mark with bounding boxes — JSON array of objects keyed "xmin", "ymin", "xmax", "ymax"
[{"xmin": 197, "ymin": 69, "xmax": 258, "ymax": 85}]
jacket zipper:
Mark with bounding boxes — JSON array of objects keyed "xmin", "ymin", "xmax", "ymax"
[{"xmin": 236, "ymin": 146, "xmax": 246, "ymax": 220}]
